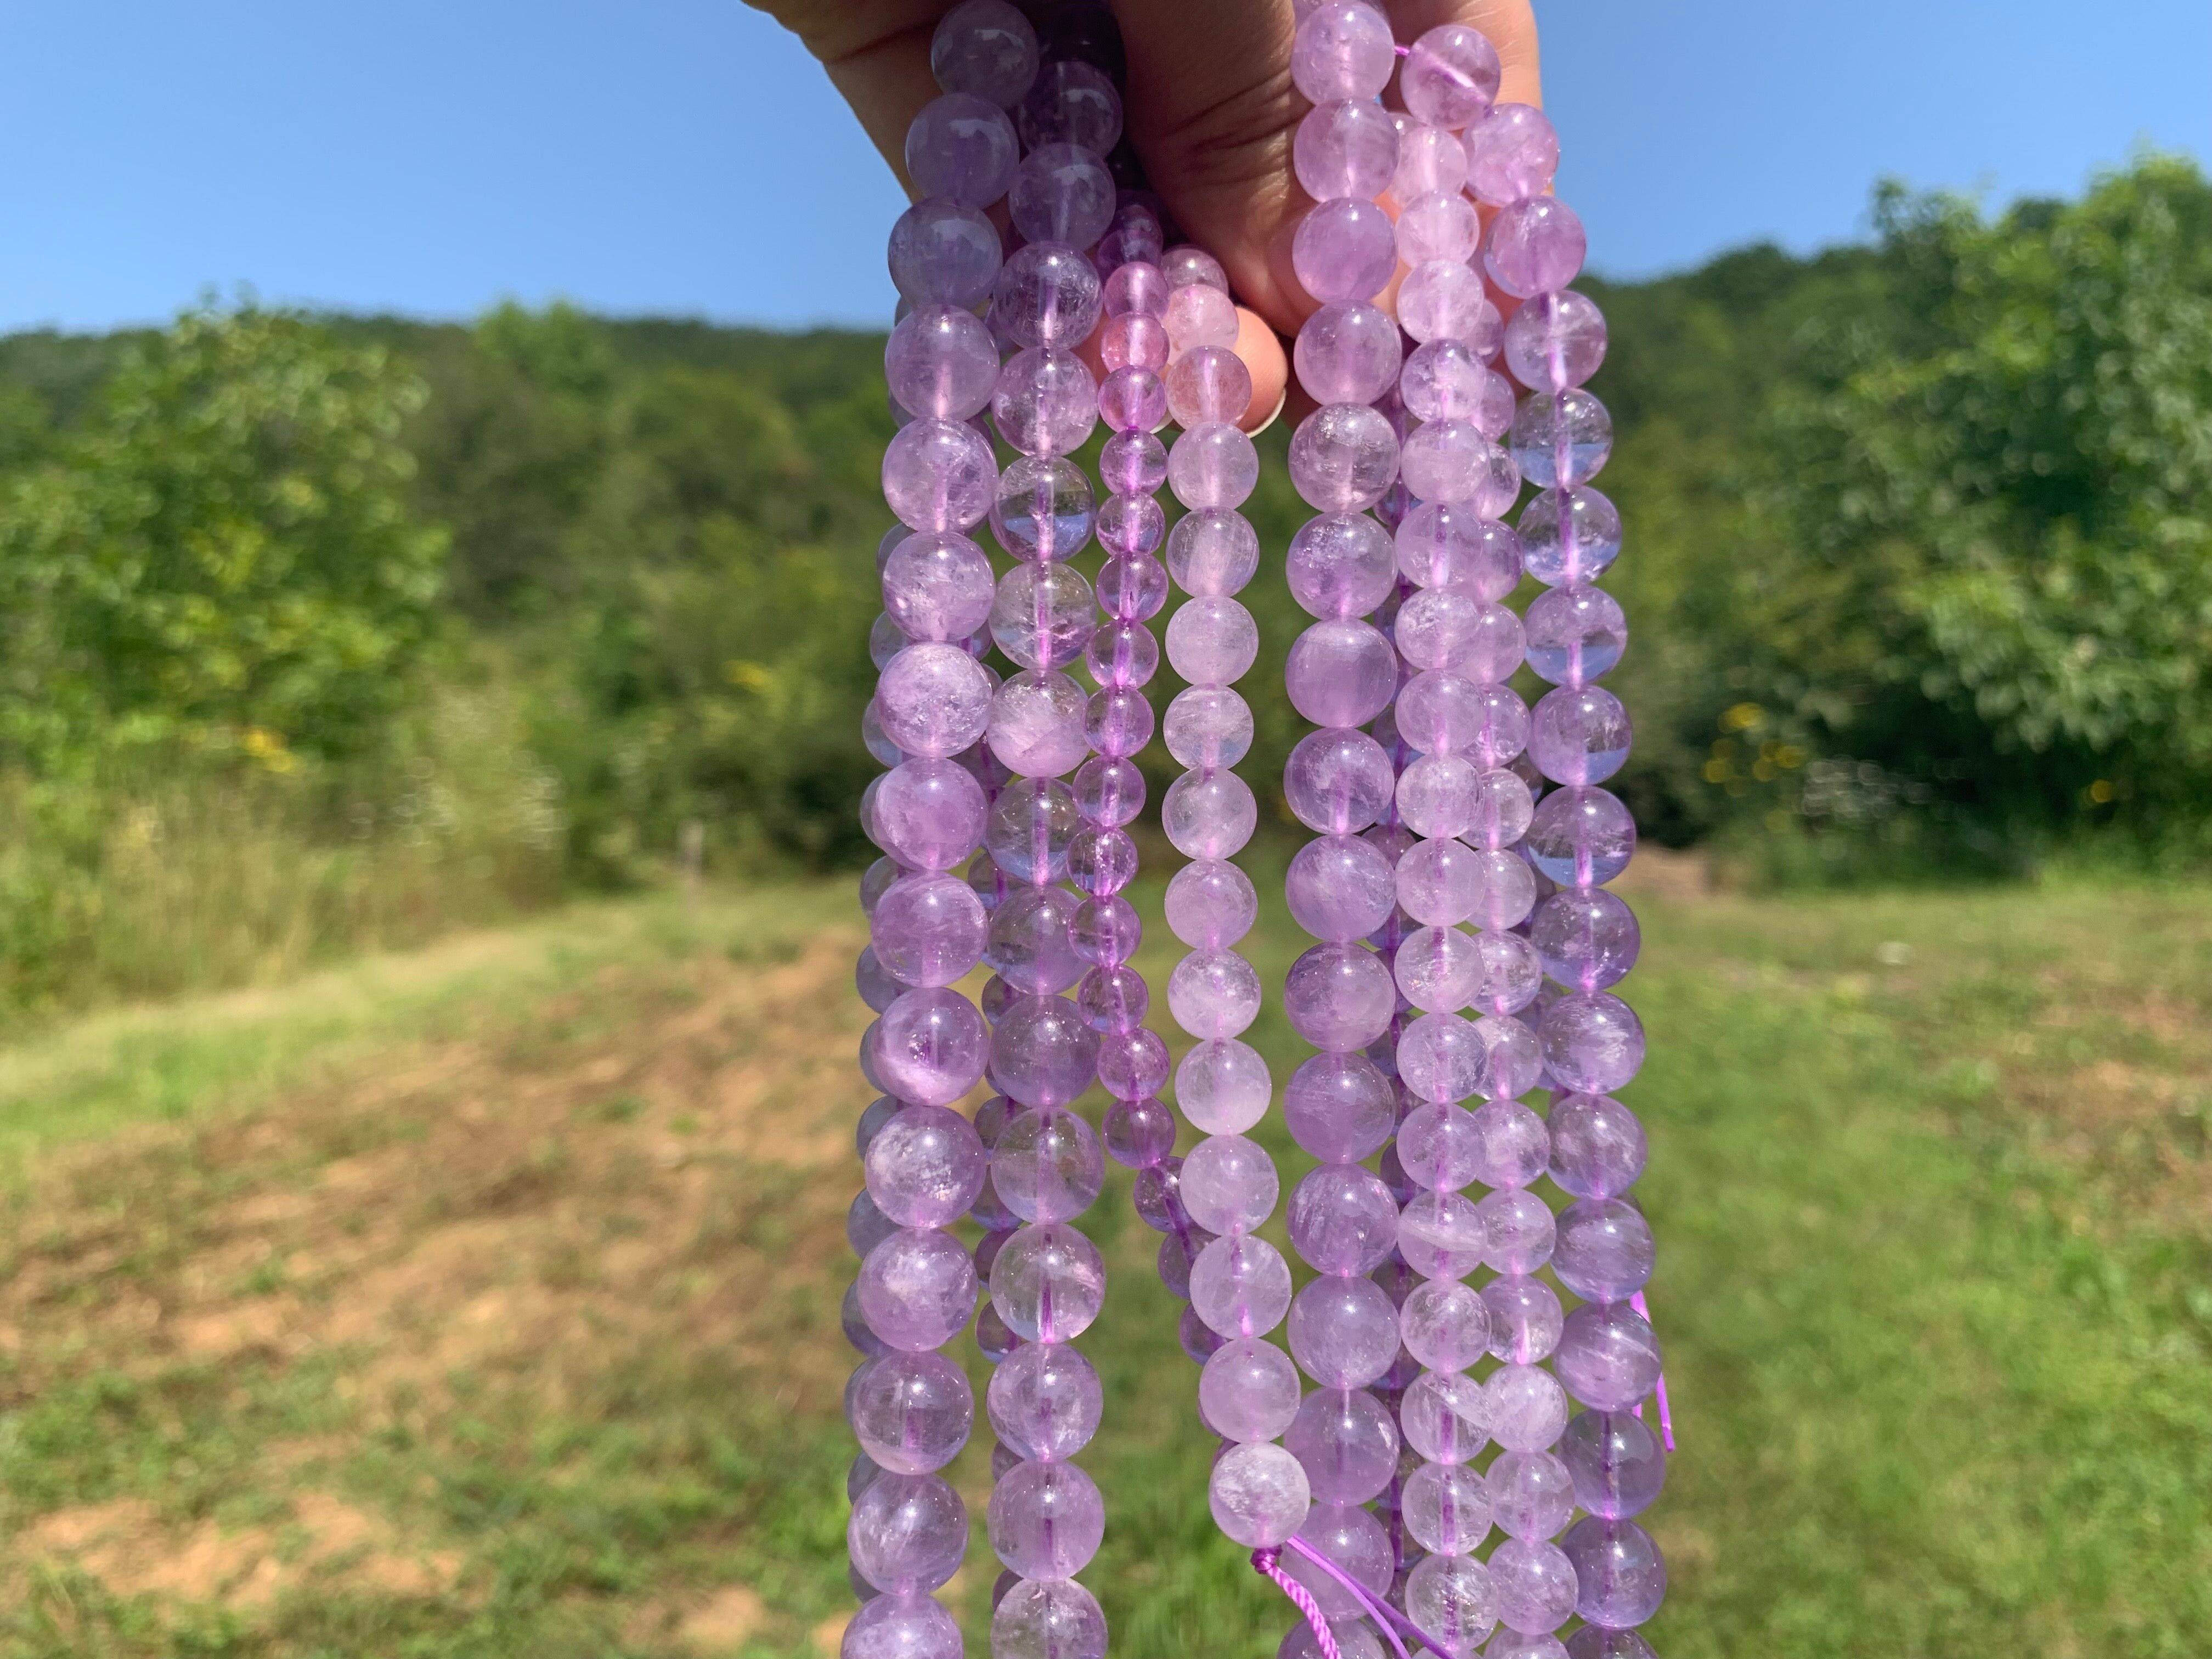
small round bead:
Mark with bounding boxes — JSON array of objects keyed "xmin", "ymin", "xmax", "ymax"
[
  {"xmin": 1168, "ymin": 424, "xmax": 1260, "ymax": 511},
  {"xmin": 1525, "ymin": 786, "xmax": 1637, "ymax": 887},
  {"xmin": 1483, "ymin": 1274, "xmax": 1564, "ymax": 1364},
  {"xmin": 1168, "ymin": 507, "xmax": 1261, "ymax": 597},
  {"xmin": 1547, "ymin": 1094, "xmax": 1647, "ymax": 1198},
  {"xmin": 1541, "ymin": 991, "xmax": 1645, "ymax": 1094},
  {"xmin": 1397, "ymin": 190, "xmax": 1480, "ymax": 265},
  {"xmin": 1018, "ymin": 59, "xmax": 1123, "ymax": 154},
  {"xmin": 988, "ymin": 1340, "xmax": 1103, "ymax": 1463},
  {"xmin": 988, "ymin": 1459, "xmax": 1104, "ymax": 1578},
  {"xmin": 1402, "ymin": 23, "xmax": 1502, "ymax": 129},
  {"xmin": 1164, "ymin": 686, "xmax": 1255, "ymax": 771},
  {"xmin": 1286, "ymin": 618, "xmax": 1397, "ymax": 726},
  {"xmin": 1397, "ymin": 503, "xmax": 1521, "ymax": 599},
  {"xmin": 992, "ymin": 1578, "xmax": 1109, "ymax": 1659},
  {"xmin": 1163, "ymin": 768, "xmax": 1259, "ymax": 860},
  {"xmin": 1399, "ymin": 261, "xmax": 1502, "ymax": 348},
  {"xmin": 1400, "ymin": 1368, "xmax": 1490, "ymax": 1464},
  {"xmin": 866, "ymin": 1103, "xmax": 989, "ymax": 1227},
  {"xmin": 1559, "ymin": 1409, "xmax": 1668, "ymax": 1519},
  {"xmin": 889, "ymin": 198, "xmax": 1002, "ymax": 308},
  {"xmin": 1558, "ymin": 1517, "xmax": 1667, "ymax": 1630},
  {"xmin": 1284, "ymin": 942, "xmax": 1396, "ymax": 1052},
  {"xmin": 1293, "ymin": 198, "xmax": 1398, "ymax": 303},
  {"xmin": 1191, "ymin": 1232, "xmax": 1294, "ymax": 1337},
  {"xmin": 1010, "ymin": 142, "xmax": 1116, "ymax": 249},
  {"xmin": 858, "ymin": 1227, "xmax": 979, "ymax": 1353},
  {"xmin": 1285, "ymin": 1387, "xmax": 1400, "ymax": 1505},
  {"xmin": 1284, "ymin": 1053, "xmax": 1395, "ymax": 1162},
  {"xmin": 1167, "ymin": 948, "xmax": 1264, "ymax": 1040},
  {"xmin": 843, "ymin": 1591, "xmax": 963, "ymax": 1659},
  {"xmin": 1165, "ymin": 859, "xmax": 1258, "ymax": 949},
  {"xmin": 1505, "ymin": 290, "xmax": 1609, "ymax": 392},
  {"xmin": 1210, "ymin": 1441, "xmax": 1312, "ymax": 1547},
  {"xmin": 994, "ymin": 347, "xmax": 1098, "ymax": 457},
  {"xmin": 1510, "ymin": 389, "xmax": 1614, "ymax": 490},
  {"xmin": 1296, "ymin": 98, "xmax": 1401, "ymax": 200},
  {"xmin": 1287, "ymin": 511, "xmax": 1397, "ymax": 619},
  {"xmin": 989, "ymin": 669, "xmax": 1090, "ymax": 778},
  {"xmin": 1286, "ymin": 1163, "xmax": 1399, "ymax": 1274},
  {"xmin": 883, "ymin": 417, "xmax": 997, "ymax": 533},
  {"xmin": 1285, "ymin": 730, "xmax": 1396, "ymax": 835},
  {"xmin": 1294, "ymin": 303, "xmax": 1403, "ymax": 407},
  {"xmin": 1403, "ymin": 1552, "xmax": 1498, "ymax": 1659},
  {"xmin": 1486, "ymin": 198, "xmax": 1588, "ymax": 299},
  {"xmin": 872, "ymin": 874, "xmax": 986, "ymax": 988},
  {"xmin": 850, "ymin": 1470, "xmax": 969, "ymax": 1593},
  {"xmin": 996, "ymin": 241, "xmax": 1103, "ymax": 350},
  {"xmin": 1464, "ymin": 103, "xmax": 1559, "ymax": 205},
  {"xmin": 1286, "ymin": 835, "xmax": 1396, "ymax": 943},
  {"xmin": 850, "ymin": 1351, "xmax": 974, "ymax": 1475},
  {"xmin": 1163, "ymin": 282, "xmax": 1240, "ymax": 352},
  {"xmin": 1486, "ymin": 1362, "xmax": 1570, "ymax": 1453},
  {"xmin": 1403, "ymin": 1459, "xmax": 1492, "ymax": 1557},
  {"xmin": 906, "ymin": 92, "xmax": 1019, "ymax": 207},
  {"xmin": 1290, "ymin": 2, "xmax": 1396, "ymax": 102},
  {"xmin": 1176, "ymin": 1037, "xmax": 1272, "ymax": 1135},
  {"xmin": 930, "ymin": 0, "xmax": 1039, "ymax": 106},
  {"xmin": 1518, "ymin": 486, "xmax": 1623, "ymax": 587},
  {"xmin": 1401, "ymin": 1278, "xmax": 1493, "ymax": 1372},
  {"xmin": 989, "ymin": 1221, "xmax": 1107, "ymax": 1341},
  {"xmin": 991, "ymin": 563, "xmax": 1095, "ymax": 672}
]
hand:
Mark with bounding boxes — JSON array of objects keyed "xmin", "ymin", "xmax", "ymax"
[{"xmin": 747, "ymin": 0, "xmax": 1543, "ymax": 429}]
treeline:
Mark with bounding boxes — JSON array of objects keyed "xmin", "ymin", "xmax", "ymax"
[{"xmin": 0, "ymin": 156, "xmax": 2206, "ymax": 1011}]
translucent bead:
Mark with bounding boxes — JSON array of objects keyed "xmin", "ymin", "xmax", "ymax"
[
  {"xmin": 1294, "ymin": 303, "xmax": 1402, "ymax": 405},
  {"xmin": 990, "ymin": 563, "xmax": 1094, "ymax": 672},
  {"xmin": 1180, "ymin": 1132, "xmax": 1279, "ymax": 1235},
  {"xmin": 1559, "ymin": 1409, "xmax": 1667, "ymax": 1520},
  {"xmin": 1530, "ymin": 889, "xmax": 1639, "ymax": 992},
  {"xmin": 1018, "ymin": 58, "xmax": 1122, "ymax": 153},
  {"xmin": 1287, "ymin": 1164, "xmax": 1398, "ymax": 1274},
  {"xmin": 1401, "ymin": 1278, "xmax": 1493, "ymax": 1371},
  {"xmin": 1491, "ymin": 1538, "xmax": 1579, "ymax": 1635},
  {"xmin": 871, "ymin": 759, "xmax": 986, "ymax": 874},
  {"xmin": 1400, "ymin": 420, "xmax": 1520, "ymax": 515},
  {"xmin": 1166, "ymin": 597, "xmax": 1259, "ymax": 687},
  {"xmin": 857, "ymin": 949, "xmax": 902, "ymax": 1015},
  {"xmin": 987, "ymin": 1341, "xmax": 1102, "ymax": 1463},
  {"xmin": 1485, "ymin": 198, "xmax": 1587, "ymax": 299},
  {"xmin": 1163, "ymin": 769, "xmax": 1258, "ymax": 860},
  {"xmin": 1399, "ymin": 261, "xmax": 1502, "ymax": 349},
  {"xmin": 1290, "ymin": 2, "xmax": 1396, "ymax": 101},
  {"xmin": 850, "ymin": 1350, "xmax": 974, "ymax": 1475},
  {"xmin": 1485, "ymin": 1449, "xmax": 1576, "ymax": 1544},
  {"xmin": 995, "ymin": 241, "xmax": 1103, "ymax": 351},
  {"xmin": 1510, "ymin": 390, "xmax": 1613, "ymax": 490},
  {"xmin": 1287, "ymin": 835, "xmax": 1396, "ymax": 943},
  {"xmin": 992, "ymin": 1577, "xmax": 1109, "ymax": 1659},
  {"xmin": 1402, "ymin": 22, "xmax": 1502, "ymax": 128},
  {"xmin": 1547, "ymin": 1094, "xmax": 1647, "ymax": 1198},
  {"xmin": 1398, "ymin": 1012, "xmax": 1491, "ymax": 1106},
  {"xmin": 1163, "ymin": 282, "xmax": 1240, "ymax": 353},
  {"xmin": 1286, "ymin": 619, "xmax": 1396, "ymax": 727},
  {"xmin": 985, "ymin": 776, "xmax": 1078, "ymax": 884},
  {"xmin": 1165, "ymin": 345, "xmax": 1254, "ymax": 429},
  {"xmin": 883, "ymin": 532, "xmax": 993, "ymax": 646},
  {"xmin": 1285, "ymin": 1388, "xmax": 1400, "ymax": 1506},
  {"xmin": 1083, "ymin": 619, "xmax": 1158, "ymax": 690},
  {"xmin": 1394, "ymin": 753, "xmax": 1477, "ymax": 840},
  {"xmin": 1398, "ymin": 503, "xmax": 1521, "ymax": 600},
  {"xmin": 1074, "ymin": 755, "xmax": 1142, "ymax": 830},
  {"xmin": 1523, "ymin": 584, "xmax": 1626, "ymax": 687},
  {"xmin": 1284, "ymin": 943, "xmax": 1395, "ymax": 1052},
  {"xmin": 1085, "ymin": 687, "xmax": 1154, "ymax": 763},
  {"xmin": 889, "ymin": 198, "xmax": 1002, "ymax": 308},
  {"xmin": 842, "ymin": 1590, "xmax": 963, "ymax": 1659},
  {"xmin": 1464, "ymin": 104, "xmax": 1558, "ymax": 206},
  {"xmin": 885, "ymin": 307, "xmax": 1000, "ymax": 424},
  {"xmin": 1465, "ymin": 1098, "xmax": 1550, "ymax": 1187},
  {"xmin": 1403, "ymin": 1459, "xmax": 1492, "ymax": 1556},
  {"xmin": 1470, "ymin": 931, "xmax": 1543, "ymax": 1016},
  {"xmin": 1477, "ymin": 1188, "xmax": 1555, "ymax": 1274},
  {"xmin": 872, "ymin": 874, "xmax": 986, "ymax": 989},
  {"xmin": 991, "ymin": 992, "xmax": 1099, "ymax": 1107},
  {"xmin": 1286, "ymin": 1503, "xmax": 1394, "ymax": 1615},
  {"xmin": 988, "ymin": 669, "xmax": 1089, "ymax": 778},
  {"xmin": 1553, "ymin": 1198, "xmax": 1656, "ymax": 1304},
  {"xmin": 1167, "ymin": 424, "xmax": 1260, "ymax": 512},
  {"xmin": 1558, "ymin": 1517, "xmax": 1667, "ymax": 1630},
  {"xmin": 866, "ymin": 1104, "xmax": 988, "ymax": 1228},
  {"xmin": 1177, "ymin": 1037, "xmax": 1272, "ymax": 1134},
  {"xmin": 989, "ymin": 1221, "xmax": 1105, "ymax": 1341},
  {"xmin": 1166, "ymin": 859, "xmax": 1258, "ymax": 950},
  {"xmin": 1486, "ymin": 1362, "xmax": 1569, "ymax": 1453},
  {"xmin": 1293, "ymin": 198, "xmax": 1397, "ymax": 303},
  {"xmin": 995, "ymin": 347, "xmax": 1097, "ymax": 458},
  {"xmin": 1284, "ymin": 517, "xmax": 1393, "ymax": 625},
  {"xmin": 1296, "ymin": 98, "xmax": 1400, "ymax": 200},
  {"xmin": 1161, "ymin": 244, "xmax": 1229, "ymax": 293},
  {"xmin": 1519, "ymin": 487, "xmax": 1622, "ymax": 586},
  {"xmin": 1397, "ymin": 1101, "xmax": 1481, "ymax": 1190},
  {"xmin": 1480, "ymin": 1010, "xmax": 1545, "ymax": 1099},
  {"xmin": 993, "ymin": 1106, "xmax": 1104, "ymax": 1224},
  {"xmin": 1483, "ymin": 1275, "xmax": 1564, "ymax": 1365},
  {"xmin": 1168, "ymin": 508, "xmax": 1261, "ymax": 597},
  {"xmin": 1100, "ymin": 311, "xmax": 1170, "ymax": 376},
  {"xmin": 1289, "ymin": 404, "xmax": 1400, "ymax": 512},
  {"xmin": 1404, "ymin": 1552, "xmax": 1497, "ymax": 1659},
  {"xmin": 1398, "ymin": 1188, "xmax": 1487, "ymax": 1278},
  {"xmin": 1396, "ymin": 838, "xmax": 1482, "ymax": 926},
  {"xmin": 906, "ymin": 93, "xmax": 1019, "ymax": 208},
  {"xmin": 989, "ymin": 456, "xmax": 1092, "ymax": 563},
  {"xmin": 1486, "ymin": 1635, "xmax": 1569, "ymax": 1659},
  {"xmin": 1285, "ymin": 729, "xmax": 1396, "ymax": 834},
  {"xmin": 1505, "ymin": 290, "xmax": 1608, "ymax": 393},
  {"xmin": 1291, "ymin": 1283, "xmax": 1389, "ymax": 1398},
  {"xmin": 1401, "ymin": 1368, "xmax": 1490, "ymax": 1463},
  {"xmin": 1199, "ymin": 1337, "xmax": 1298, "ymax": 1443},
  {"xmin": 1395, "ymin": 120, "xmax": 1470, "ymax": 198},
  {"xmin": 1541, "ymin": 992, "xmax": 1645, "ymax": 1094},
  {"xmin": 1210, "ymin": 1441, "xmax": 1311, "ymax": 1547},
  {"xmin": 989, "ymin": 1459, "xmax": 1104, "ymax": 1579},
  {"xmin": 1401, "ymin": 341, "xmax": 1515, "ymax": 432},
  {"xmin": 1161, "ymin": 689, "xmax": 1251, "ymax": 776},
  {"xmin": 1191, "ymin": 1233, "xmax": 1294, "ymax": 1337},
  {"xmin": 859, "ymin": 1227, "xmax": 979, "ymax": 1353},
  {"xmin": 1168, "ymin": 949, "xmax": 1263, "ymax": 1041},
  {"xmin": 1097, "ymin": 366, "xmax": 1166, "ymax": 435},
  {"xmin": 1097, "ymin": 1025, "xmax": 1169, "ymax": 1100},
  {"xmin": 1394, "ymin": 924, "xmax": 1478, "ymax": 1014},
  {"xmin": 884, "ymin": 416, "xmax": 997, "ymax": 533},
  {"xmin": 1103, "ymin": 259, "xmax": 1167, "ymax": 318},
  {"xmin": 930, "ymin": 0, "xmax": 1039, "ymax": 106},
  {"xmin": 1010, "ymin": 143, "xmax": 1115, "ymax": 249},
  {"xmin": 1525, "ymin": 786, "xmax": 1636, "ymax": 887},
  {"xmin": 1284, "ymin": 1052, "xmax": 1396, "ymax": 1163},
  {"xmin": 1397, "ymin": 190, "xmax": 1480, "ymax": 266},
  {"xmin": 850, "ymin": 1469, "xmax": 969, "ymax": 1592}
]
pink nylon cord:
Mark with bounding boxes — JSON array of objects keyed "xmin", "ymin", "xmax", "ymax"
[
  {"xmin": 1629, "ymin": 1289, "xmax": 1679, "ymax": 1452},
  {"xmin": 1251, "ymin": 1548, "xmax": 1347, "ymax": 1659},
  {"xmin": 1254, "ymin": 1538, "xmax": 1462, "ymax": 1659}
]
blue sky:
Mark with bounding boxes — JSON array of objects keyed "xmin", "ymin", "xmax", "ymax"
[{"xmin": 1, "ymin": 0, "xmax": 2205, "ymax": 332}]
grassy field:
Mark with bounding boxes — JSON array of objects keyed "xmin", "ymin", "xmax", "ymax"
[{"xmin": 0, "ymin": 868, "xmax": 2206, "ymax": 1657}]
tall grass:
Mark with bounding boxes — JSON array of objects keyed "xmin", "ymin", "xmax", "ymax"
[{"xmin": 0, "ymin": 684, "xmax": 567, "ymax": 1026}]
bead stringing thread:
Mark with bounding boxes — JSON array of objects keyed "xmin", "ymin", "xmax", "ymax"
[{"xmin": 850, "ymin": 5, "xmax": 1675, "ymax": 1658}]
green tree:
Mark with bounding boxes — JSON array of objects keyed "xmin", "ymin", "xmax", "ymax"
[
  {"xmin": 1742, "ymin": 157, "xmax": 2212, "ymax": 845},
  {"xmin": 0, "ymin": 306, "xmax": 445, "ymax": 769}
]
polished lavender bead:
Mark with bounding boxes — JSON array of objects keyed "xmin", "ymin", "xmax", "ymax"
[
  {"xmin": 889, "ymin": 199, "xmax": 1002, "ymax": 308},
  {"xmin": 1400, "ymin": 261, "xmax": 1501, "ymax": 349},
  {"xmin": 1510, "ymin": 390, "xmax": 1614, "ymax": 490},
  {"xmin": 1019, "ymin": 59, "xmax": 1123, "ymax": 154},
  {"xmin": 1505, "ymin": 290, "xmax": 1609, "ymax": 392},
  {"xmin": 1559, "ymin": 1517, "xmax": 1667, "ymax": 1629},
  {"xmin": 1295, "ymin": 304, "xmax": 1403, "ymax": 405},
  {"xmin": 1293, "ymin": 198, "xmax": 1398, "ymax": 303},
  {"xmin": 989, "ymin": 1341, "xmax": 1103, "ymax": 1462},
  {"xmin": 995, "ymin": 348, "xmax": 1098, "ymax": 457},
  {"xmin": 1401, "ymin": 23, "xmax": 1502, "ymax": 129},
  {"xmin": 997, "ymin": 242, "xmax": 1104, "ymax": 350},
  {"xmin": 1546, "ymin": 1093, "xmax": 1647, "ymax": 1198},
  {"xmin": 843, "ymin": 1591, "xmax": 963, "ymax": 1659},
  {"xmin": 1541, "ymin": 992, "xmax": 1645, "ymax": 1094},
  {"xmin": 1519, "ymin": 486, "xmax": 1623, "ymax": 587},
  {"xmin": 1012, "ymin": 143, "xmax": 1117, "ymax": 249},
  {"xmin": 990, "ymin": 1222, "xmax": 1107, "ymax": 1341},
  {"xmin": 1290, "ymin": 2, "xmax": 1396, "ymax": 101},
  {"xmin": 876, "ymin": 987, "xmax": 991, "ymax": 1107},
  {"xmin": 1559, "ymin": 1409, "xmax": 1667, "ymax": 1519},
  {"xmin": 1525, "ymin": 786, "xmax": 1636, "ymax": 887},
  {"xmin": 1284, "ymin": 1386, "xmax": 1400, "ymax": 1503},
  {"xmin": 1210, "ymin": 1441, "xmax": 1311, "ymax": 1547},
  {"xmin": 1464, "ymin": 104, "xmax": 1558, "ymax": 205},
  {"xmin": 866, "ymin": 1104, "xmax": 988, "ymax": 1227},
  {"xmin": 1486, "ymin": 198, "xmax": 1588, "ymax": 299},
  {"xmin": 907, "ymin": 93, "xmax": 1019, "ymax": 207},
  {"xmin": 994, "ymin": 1578, "xmax": 1109, "ymax": 1659},
  {"xmin": 1403, "ymin": 1553, "xmax": 1498, "ymax": 1659},
  {"xmin": 1296, "ymin": 99, "xmax": 1400, "ymax": 200},
  {"xmin": 1482, "ymin": 1274, "xmax": 1564, "ymax": 1364},
  {"xmin": 859, "ymin": 1227, "xmax": 979, "ymax": 1353},
  {"xmin": 850, "ymin": 1351, "xmax": 974, "ymax": 1475},
  {"xmin": 1201, "ymin": 1336, "xmax": 1304, "ymax": 1441},
  {"xmin": 989, "ymin": 1460, "xmax": 1105, "ymax": 1578},
  {"xmin": 886, "ymin": 308, "xmax": 1001, "ymax": 424},
  {"xmin": 1287, "ymin": 1164, "xmax": 1399, "ymax": 1274},
  {"xmin": 884, "ymin": 418, "xmax": 997, "ymax": 534},
  {"xmin": 930, "ymin": 0, "xmax": 1039, "ymax": 106},
  {"xmin": 1523, "ymin": 584, "xmax": 1627, "ymax": 686}
]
